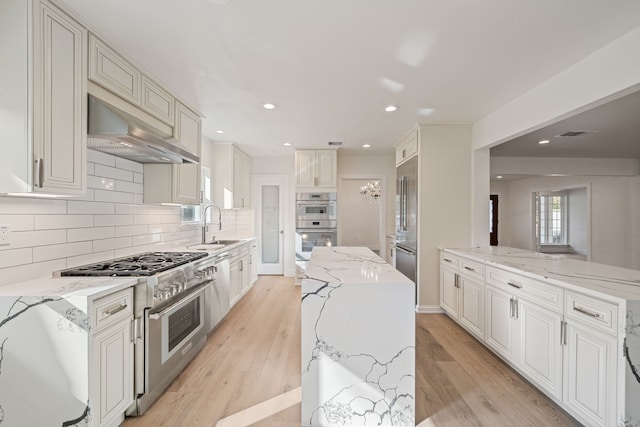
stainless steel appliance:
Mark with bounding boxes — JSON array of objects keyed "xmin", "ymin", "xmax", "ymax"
[
  {"xmin": 396, "ymin": 157, "xmax": 418, "ymax": 302},
  {"xmin": 87, "ymin": 95, "xmax": 199, "ymax": 164},
  {"xmin": 206, "ymin": 252, "xmax": 230, "ymax": 332},
  {"xmin": 58, "ymin": 251, "xmax": 216, "ymax": 416},
  {"xmin": 295, "ymin": 192, "xmax": 337, "ymax": 261}
]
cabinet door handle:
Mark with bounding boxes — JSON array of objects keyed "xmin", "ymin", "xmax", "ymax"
[
  {"xmin": 510, "ymin": 298, "xmax": 514, "ymax": 318},
  {"xmin": 514, "ymin": 299, "xmax": 519, "ymax": 319},
  {"xmin": 507, "ymin": 280, "xmax": 522, "ymax": 289},
  {"xmin": 573, "ymin": 305, "xmax": 600, "ymax": 319},
  {"xmin": 240, "ymin": 260, "xmax": 244, "ymax": 272},
  {"xmin": 34, "ymin": 158, "xmax": 44, "ymax": 188},
  {"xmin": 560, "ymin": 320, "xmax": 567, "ymax": 346},
  {"xmin": 463, "ymin": 266, "xmax": 475, "ymax": 272},
  {"xmin": 454, "ymin": 273, "xmax": 459, "ymax": 288},
  {"xmin": 104, "ymin": 303, "xmax": 127, "ymax": 316}
]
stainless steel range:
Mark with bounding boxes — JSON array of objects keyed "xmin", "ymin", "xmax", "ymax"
[{"xmin": 58, "ymin": 251, "xmax": 220, "ymax": 416}]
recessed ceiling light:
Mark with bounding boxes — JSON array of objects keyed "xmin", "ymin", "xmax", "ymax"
[
  {"xmin": 496, "ymin": 175, "xmax": 503, "ymax": 179},
  {"xmin": 263, "ymin": 103, "xmax": 276, "ymax": 110},
  {"xmin": 216, "ymin": 129, "xmax": 225, "ymax": 134},
  {"xmin": 538, "ymin": 140, "xmax": 550, "ymax": 144},
  {"xmin": 362, "ymin": 144, "xmax": 371, "ymax": 148},
  {"xmin": 283, "ymin": 142, "xmax": 292, "ymax": 146},
  {"xmin": 384, "ymin": 105, "xmax": 397, "ymax": 112}
]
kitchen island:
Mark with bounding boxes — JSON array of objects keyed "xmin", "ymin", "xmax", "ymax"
[
  {"xmin": 0, "ymin": 276, "xmax": 137, "ymax": 426},
  {"xmin": 441, "ymin": 246, "xmax": 640, "ymax": 427},
  {"xmin": 301, "ymin": 246, "xmax": 415, "ymax": 426}
]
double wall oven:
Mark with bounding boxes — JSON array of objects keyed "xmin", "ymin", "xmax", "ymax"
[
  {"xmin": 295, "ymin": 192, "xmax": 337, "ymax": 260},
  {"xmin": 58, "ymin": 251, "xmax": 222, "ymax": 416}
]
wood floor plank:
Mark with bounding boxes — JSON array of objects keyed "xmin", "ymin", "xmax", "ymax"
[{"xmin": 123, "ymin": 276, "xmax": 581, "ymax": 427}]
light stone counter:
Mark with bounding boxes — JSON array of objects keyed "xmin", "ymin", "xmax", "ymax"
[
  {"xmin": 0, "ymin": 276, "xmax": 137, "ymax": 426},
  {"xmin": 302, "ymin": 247, "xmax": 415, "ymax": 426},
  {"xmin": 442, "ymin": 246, "xmax": 640, "ymax": 426}
]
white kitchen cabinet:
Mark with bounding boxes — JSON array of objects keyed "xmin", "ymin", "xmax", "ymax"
[
  {"xmin": 563, "ymin": 320, "xmax": 617, "ymax": 426},
  {"xmin": 211, "ymin": 143, "xmax": 251, "ymax": 209},
  {"xmin": 517, "ymin": 300, "xmax": 563, "ymax": 399},
  {"xmin": 144, "ymin": 101, "xmax": 202, "ymax": 205},
  {"xmin": 439, "ymin": 253, "xmax": 484, "ymax": 340},
  {"xmin": 141, "ymin": 75, "xmax": 175, "ymax": 125},
  {"xmin": 229, "ymin": 257, "xmax": 242, "ymax": 308},
  {"xmin": 233, "ymin": 148, "xmax": 251, "ymax": 208},
  {"xmin": 0, "ymin": 0, "xmax": 87, "ymax": 195},
  {"xmin": 89, "ymin": 33, "xmax": 140, "ymax": 106},
  {"xmin": 89, "ymin": 34, "xmax": 175, "ymax": 127},
  {"xmin": 395, "ymin": 128, "xmax": 418, "ymax": 166},
  {"xmin": 92, "ymin": 320, "xmax": 133, "ymax": 426},
  {"xmin": 249, "ymin": 240, "xmax": 259, "ymax": 286},
  {"xmin": 386, "ymin": 235, "xmax": 396, "ymax": 267},
  {"xmin": 89, "ymin": 287, "xmax": 134, "ymax": 427},
  {"xmin": 485, "ymin": 285, "xmax": 516, "ymax": 361},
  {"xmin": 295, "ymin": 150, "xmax": 337, "ymax": 190}
]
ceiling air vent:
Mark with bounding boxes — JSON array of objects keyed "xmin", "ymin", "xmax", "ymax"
[
  {"xmin": 555, "ymin": 130, "xmax": 596, "ymax": 137},
  {"xmin": 328, "ymin": 141, "xmax": 343, "ymax": 146}
]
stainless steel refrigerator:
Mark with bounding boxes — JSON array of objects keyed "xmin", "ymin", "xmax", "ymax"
[{"xmin": 395, "ymin": 156, "xmax": 418, "ymax": 303}]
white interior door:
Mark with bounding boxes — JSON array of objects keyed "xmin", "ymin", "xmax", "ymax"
[{"xmin": 253, "ymin": 175, "xmax": 287, "ymax": 274}]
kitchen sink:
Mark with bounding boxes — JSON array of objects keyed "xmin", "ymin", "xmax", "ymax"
[{"xmin": 208, "ymin": 240, "xmax": 241, "ymax": 245}]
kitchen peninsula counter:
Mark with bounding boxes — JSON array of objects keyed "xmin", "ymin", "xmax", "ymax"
[
  {"xmin": 441, "ymin": 246, "xmax": 640, "ymax": 426},
  {"xmin": 301, "ymin": 246, "xmax": 415, "ymax": 426}
]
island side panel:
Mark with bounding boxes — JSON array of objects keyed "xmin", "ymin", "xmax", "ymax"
[
  {"xmin": 0, "ymin": 296, "xmax": 90, "ymax": 426},
  {"xmin": 302, "ymin": 277, "xmax": 415, "ymax": 426},
  {"xmin": 625, "ymin": 300, "xmax": 640, "ymax": 426}
]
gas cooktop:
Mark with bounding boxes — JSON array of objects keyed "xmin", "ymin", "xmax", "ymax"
[{"xmin": 58, "ymin": 251, "xmax": 208, "ymax": 277}]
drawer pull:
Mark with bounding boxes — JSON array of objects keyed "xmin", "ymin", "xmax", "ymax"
[
  {"xmin": 104, "ymin": 304, "xmax": 127, "ymax": 316},
  {"xmin": 507, "ymin": 280, "xmax": 522, "ymax": 289},
  {"xmin": 573, "ymin": 305, "xmax": 600, "ymax": 319},
  {"xmin": 464, "ymin": 266, "xmax": 475, "ymax": 272},
  {"xmin": 443, "ymin": 258, "xmax": 453, "ymax": 263}
]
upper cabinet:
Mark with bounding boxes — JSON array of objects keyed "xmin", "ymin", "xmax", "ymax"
[
  {"xmin": 144, "ymin": 102, "xmax": 202, "ymax": 205},
  {"xmin": 395, "ymin": 128, "xmax": 418, "ymax": 166},
  {"xmin": 0, "ymin": 0, "xmax": 87, "ymax": 195},
  {"xmin": 210, "ymin": 143, "xmax": 251, "ymax": 209},
  {"xmin": 295, "ymin": 150, "xmax": 337, "ymax": 190},
  {"xmin": 88, "ymin": 34, "xmax": 175, "ymax": 126}
]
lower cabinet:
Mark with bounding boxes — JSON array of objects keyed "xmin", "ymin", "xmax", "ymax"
[
  {"xmin": 563, "ymin": 320, "xmax": 617, "ymax": 426},
  {"xmin": 89, "ymin": 286, "xmax": 134, "ymax": 427},
  {"xmin": 229, "ymin": 241, "xmax": 256, "ymax": 308},
  {"xmin": 517, "ymin": 299, "xmax": 563, "ymax": 400},
  {"xmin": 91, "ymin": 320, "xmax": 133, "ymax": 426},
  {"xmin": 440, "ymin": 249, "xmax": 625, "ymax": 426},
  {"xmin": 440, "ymin": 263, "xmax": 484, "ymax": 339},
  {"xmin": 249, "ymin": 241, "xmax": 258, "ymax": 286}
]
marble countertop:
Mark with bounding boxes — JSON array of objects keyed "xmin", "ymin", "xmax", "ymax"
[
  {"xmin": 304, "ymin": 246, "xmax": 414, "ymax": 286},
  {"xmin": 0, "ymin": 276, "xmax": 137, "ymax": 299},
  {"xmin": 443, "ymin": 246, "xmax": 640, "ymax": 302}
]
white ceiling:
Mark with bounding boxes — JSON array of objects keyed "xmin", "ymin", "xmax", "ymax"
[{"xmin": 60, "ymin": 0, "xmax": 640, "ymax": 157}]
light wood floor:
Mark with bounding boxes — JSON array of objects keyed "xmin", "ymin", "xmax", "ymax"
[{"xmin": 122, "ymin": 275, "xmax": 580, "ymax": 427}]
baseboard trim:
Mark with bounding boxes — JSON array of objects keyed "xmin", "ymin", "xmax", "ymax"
[{"xmin": 415, "ymin": 305, "xmax": 444, "ymax": 314}]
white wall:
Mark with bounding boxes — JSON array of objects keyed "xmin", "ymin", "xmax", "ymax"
[
  {"xmin": 567, "ymin": 187, "xmax": 588, "ymax": 255},
  {"xmin": 471, "ymin": 26, "xmax": 640, "ymax": 253},
  {"xmin": 337, "ymin": 151, "xmax": 396, "ymax": 236},
  {"xmin": 492, "ymin": 175, "xmax": 640, "ymax": 270}
]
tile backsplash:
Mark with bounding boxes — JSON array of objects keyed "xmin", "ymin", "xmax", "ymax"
[{"xmin": 0, "ymin": 149, "xmax": 254, "ymax": 286}]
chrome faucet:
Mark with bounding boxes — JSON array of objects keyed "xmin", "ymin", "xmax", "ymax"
[{"xmin": 202, "ymin": 204, "xmax": 222, "ymax": 243}]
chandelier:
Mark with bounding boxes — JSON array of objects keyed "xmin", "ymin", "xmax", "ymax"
[{"xmin": 360, "ymin": 180, "xmax": 381, "ymax": 202}]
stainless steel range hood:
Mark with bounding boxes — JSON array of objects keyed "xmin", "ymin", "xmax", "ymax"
[{"xmin": 87, "ymin": 95, "xmax": 199, "ymax": 164}]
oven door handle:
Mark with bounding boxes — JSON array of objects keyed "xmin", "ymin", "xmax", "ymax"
[{"xmin": 148, "ymin": 284, "xmax": 209, "ymax": 320}]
